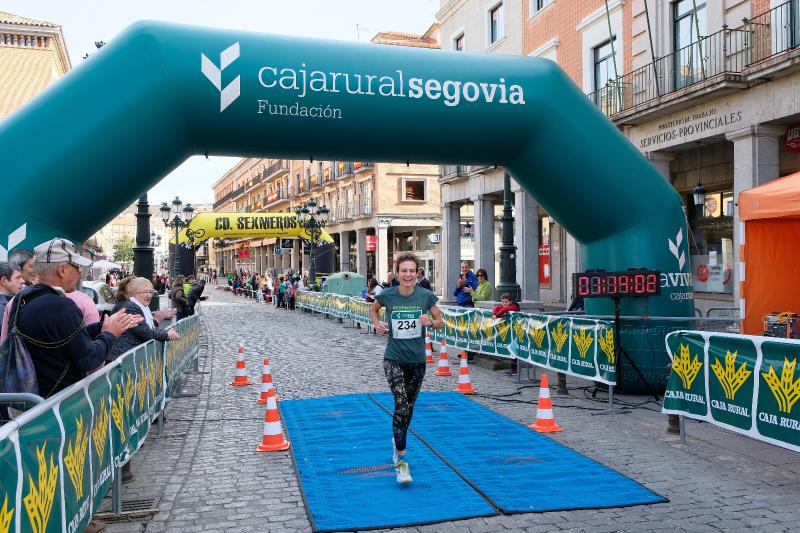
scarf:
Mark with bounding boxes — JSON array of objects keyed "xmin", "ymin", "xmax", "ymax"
[{"xmin": 131, "ymin": 296, "xmax": 154, "ymax": 329}]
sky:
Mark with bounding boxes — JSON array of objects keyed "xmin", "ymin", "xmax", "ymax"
[{"xmin": 6, "ymin": 0, "xmax": 439, "ymax": 205}]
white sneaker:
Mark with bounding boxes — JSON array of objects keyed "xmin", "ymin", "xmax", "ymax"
[
  {"xmin": 392, "ymin": 437, "xmax": 398, "ymax": 466},
  {"xmin": 395, "ymin": 460, "xmax": 412, "ymax": 484}
]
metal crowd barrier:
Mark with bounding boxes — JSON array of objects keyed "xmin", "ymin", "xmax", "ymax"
[{"xmin": 0, "ymin": 313, "xmax": 202, "ymax": 530}]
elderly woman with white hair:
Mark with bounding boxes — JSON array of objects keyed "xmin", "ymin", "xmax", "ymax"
[{"xmin": 107, "ymin": 277, "xmax": 180, "ymax": 361}]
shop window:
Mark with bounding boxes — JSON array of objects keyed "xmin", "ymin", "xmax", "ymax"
[
  {"xmin": 687, "ymin": 190, "xmax": 733, "ymax": 294},
  {"xmin": 402, "ymin": 178, "xmax": 426, "ymax": 201}
]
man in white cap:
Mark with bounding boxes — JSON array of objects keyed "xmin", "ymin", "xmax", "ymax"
[{"xmin": 3, "ymin": 238, "xmax": 142, "ymax": 398}]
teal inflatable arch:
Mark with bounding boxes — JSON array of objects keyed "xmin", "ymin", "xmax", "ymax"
[{"xmin": 0, "ymin": 21, "xmax": 692, "ymax": 319}]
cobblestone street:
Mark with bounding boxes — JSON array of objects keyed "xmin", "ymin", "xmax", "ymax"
[{"xmin": 108, "ymin": 288, "xmax": 800, "ymax": 532}]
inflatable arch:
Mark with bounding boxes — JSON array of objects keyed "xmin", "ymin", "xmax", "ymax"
[
  {"xmin": 0, "ymin": 20, "xmax": 692, "ymax": 320},
  {"xmin": 170, "ymin": 213, "xmax": 334, "ymax": 246}
]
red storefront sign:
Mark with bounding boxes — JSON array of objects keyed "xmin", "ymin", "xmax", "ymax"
[
  {"xmin": 267, "ymin": 191, "xmax": 278, "ymax": 203},
  {"xmin": 538, "ymin": 243, "xmax": 551, "ymax": 285},
  {"xmin": 365, "ymin": 235, "xmax": 377, "ymax": 252},
  {"xmin": 238, "ymin": 244, "xmax": 251, "ymax": 259},
  {"xmin": 785, "ymin": 123, "xmax": 800, "ymax": 153}
]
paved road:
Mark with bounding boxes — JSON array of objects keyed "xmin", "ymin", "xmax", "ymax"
[{"xmin": 107, "ymin": 288, "xmax": 800, "ymax": 532}]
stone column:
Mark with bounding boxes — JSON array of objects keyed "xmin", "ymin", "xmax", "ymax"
[
  {"xmin": 473, "ymin": 195, "xmax": 496, "ymax": 284},
  {"xmin": 291, "ymin": 239, "xmax": 300, "ymax": 273},
  {"xmin": 441, "ymin": 202, "xmax": 461, "ymax": 303},
  {"xmin": 514, "ymin": 188, "xmax": 539, "ymax": 302},
  {"xmin": 376, "ymin": 226, "xmax": 389, "ymax": 284},
  {"xmin": 340, "ymin": 231, "xmax": 351, "ymax": 271},
  {"xmin": 645, "ymin": 151, "xmax": 676, "ymax": 182},
  {"xmin": 725, "ymin": 125, "xmax": 784, "ymax": 308},
  {"xmin": 356, "ymin": 228, "xmax": 368, "ymax": 276}
]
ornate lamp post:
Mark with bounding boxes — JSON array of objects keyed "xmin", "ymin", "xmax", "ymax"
[
  {"xmin": 160, "ymin": 197, "xmax": 195, "ymax": 279},
  {"xmin": 295, "ymin": 199, "xmax": 329, "ymax": 289}
]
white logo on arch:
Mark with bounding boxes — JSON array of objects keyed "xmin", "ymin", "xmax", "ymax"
[
  {"xmin": 668, "ymin": 229, "xmax": 686, "ymax": 271},
  {"xmin": 0, "ymin": 223, "xmax": 27, "ymax": 261},
  {"xmin": 201, "ymin": 42, "xmax": 241, "ymax": 112}
]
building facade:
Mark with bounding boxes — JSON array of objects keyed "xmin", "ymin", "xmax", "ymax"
[
  {"xmin": 436, "ymin": 0, "xmax": 543, "ymax": 304},
  {"xmin": 211, "ymin": 159, "xmax": 443, "ymax": 291},
  {"xmin": 521, "ymin": 0, "xmax": 800, "ymax": 316},
  {"xmin": 0, "ymin": 10, "xmax": 71, "ymax": 121}
]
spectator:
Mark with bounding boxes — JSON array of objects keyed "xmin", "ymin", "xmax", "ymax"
[
  {"xmin": 0, "ymin": 261, "xmax": 24, "ymax": 314},
  {"xmin": 9, "ymin": 248, "xmax": 35, "ymax": 286},
  {"xmin": 383, "ymin": 271, "xmax": 399, "ymax": 288},
  {"xmin": 453, "ymin": 261, "xmax": 478, "ymax": 307},
  {"xmin": 65, "ymin": 284, "xmax": 101, "ymax": 327},
  {"xmin": 465, "ymin": 268, "xmax": 493, "ymax": 304},
  {"xmin": 365, "ymin": 278, "xmax": 382, "ymax": 302},
  {"xmin": 170, "ymin": 275, "xmax": 190, "ymax": 320},
  {"xmin": 105, "ymin": 272, "xmax": 117, "ymax": 288},
  {"xmin": 416, "ymin": 267, "xmax": 432, "ymax": 291},
  {"xmin": 113, "ymin": 276, "xmax": 176, "ymax": 327},
  {"xmin": 492, "ymin": 292, "xmax": 521, "ymax": 318},
  {"xmin": 275, "ymin": 276, "xmax": 285, "ymax": 308},
  {"xmin": 3, "ymin": 238, "xmax": 142, "ymax": 398},
  {"xmin": 108, "ymin": 277, "xmax": 180, "ymax": 361},
  {"xmin": 187, "ymin": 280, "xmax": 207, "ymax": 315}
]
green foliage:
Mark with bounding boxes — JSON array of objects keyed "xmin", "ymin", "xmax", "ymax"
[{"xmin": 113, "ymin": 235, "xmax": 135, "ymax": 262}]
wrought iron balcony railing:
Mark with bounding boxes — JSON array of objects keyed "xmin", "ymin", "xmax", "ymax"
[{"xmin": 588, "ymin": 1, "xmax": 798, "ymax": 117}]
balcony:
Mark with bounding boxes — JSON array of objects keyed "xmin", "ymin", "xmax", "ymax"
[
  {"xmin": 587, "ymin": 1, "xmax": 799, "ymax": 122},
  {"xmin": 213, "ymin": 185, "xmax": 245, "ymax": 210},
  {"xmin": 265, "ymin": 187, "xmax": 289, "ymax": 207},
  {"xmin": 334, "ymin": 161, "xmax": 355, "ymax": 179},
  {"xmin": 360, "ymin": 198, "xmax": 373, "ymax": 216},
  {"xmin": 264, "ymin": 160, "xmax": 289, "ymax": 180},
  {"xmin": 353, "ymin": 162, "xmax": 374, "ymax": 173}
]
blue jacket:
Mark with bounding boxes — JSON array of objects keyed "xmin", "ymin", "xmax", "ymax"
[{"xmin": 453, "ymin": 271, "xmax": 478, "ymax": 306}]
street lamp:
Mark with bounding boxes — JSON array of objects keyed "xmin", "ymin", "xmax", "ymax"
[
  {"xmin": 693, "ymin": 141, "xmax": 706, "ymax": 208},
  {"xmin": 295, "ymin": 200, "xmax": 329, "ymax": 289},
  {"xmin": 160, "ymin": 196, "xmax": 195, "ymax": 278}
]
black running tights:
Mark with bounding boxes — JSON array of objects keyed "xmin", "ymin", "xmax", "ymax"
[{"xmin": 383, "ymin": 359, "xmax": 426, "ymax": 452}]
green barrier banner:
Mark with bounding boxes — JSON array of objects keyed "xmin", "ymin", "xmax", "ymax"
[
  {"xmin": 295, "ymin": 293, "xmax": 615, "ymax": 385},
  {"xmin": 663, "ymin": 331, "xmax": 800, "ymax": 453},
  {"xmin": 0, "ymin": 316, "xmax": 202, "ymax": 533}
]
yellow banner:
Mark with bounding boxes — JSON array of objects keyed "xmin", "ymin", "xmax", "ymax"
[{"xmin": 172, "ymin": 213, "xmax": 334, "ymax": 245}]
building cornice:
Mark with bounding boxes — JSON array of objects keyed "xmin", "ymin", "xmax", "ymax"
[{"xmin": 436, "ymin": 0, "xmax": 470, "ymax": 23}]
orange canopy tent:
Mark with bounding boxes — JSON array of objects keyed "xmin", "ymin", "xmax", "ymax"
[{"xmin": 739, "ymin": 171, "xmax": 800, "ymax": 335}]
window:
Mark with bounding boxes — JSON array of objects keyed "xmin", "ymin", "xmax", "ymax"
[
  {"xmin": 592, "ymin": 39, "xmax": 616, "ymax": 112},
  {"xmin": 673, "ymin": 0, "xmax": 706, "ymax": 89},
  {"xmin": 402, "ymin": 179, "xmax": 426, "ymax": 201},
  {"xmin": 687, "ymin": 189, "xmax": 733, "ymax": 294},
  {"xmin": 532, "ymin": 0, "xmax": 552, "ymax": 14},
  {"xmin": 489, "ymin": 3, "xmax": 503, "ymax": 45},
  {"xmin": 454, "ymin": 33, "xmax": 465, "ymax": 51}
]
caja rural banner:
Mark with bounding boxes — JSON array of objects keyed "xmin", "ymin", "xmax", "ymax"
[
  {"xmin": 663, "ymin": 330, "xmax": 800, "ymax": 453},
  {"xmin": 0, "ymin": 315, "xmax": 201, "ymax": 533},
  {"xmin": 295, "ymin": 292, "xmax": 616, "ymax": 385},
  {"xmin": 173, "ymin": 213, "xmax": 334, "ymax": 245}
]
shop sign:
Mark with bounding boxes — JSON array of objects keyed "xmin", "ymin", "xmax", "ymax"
[
  {"xmin": 238, "ymin": 244, "xmax": 250, "ymax": 259},
  {"xmin": 267, "ymin": 191, "xmax": 279, "ymax": 203},
  {"xmin": 538, "ymin": 243, "xmax": 551, "ymax": 285},
  {"xmin": 366, "ymin": 235, "xmax": 377, "ymax": 252},
  {"xmin": 281, "ymin": 238, "xmax": 293, "ymax": 248},
  {"xmin": 378, "ymin": 217, "xmax": 391, "ymax": 227},
  {"xmin": 428, "ymin": 233, "xmax": 440, "ymax": 244},
  {"xmin": 785, "ymin": 123, "xmax": 800, "ymax": 153}
]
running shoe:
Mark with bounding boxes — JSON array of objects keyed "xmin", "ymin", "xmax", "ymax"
[{"xmin": 395, "ymin": 460, "xmax": 412, "ymax": 484}]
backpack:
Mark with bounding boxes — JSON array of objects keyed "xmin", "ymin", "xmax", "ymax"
[{"xmin": 0, "ymin": 286, "xmax": 50, "ymax": 395}]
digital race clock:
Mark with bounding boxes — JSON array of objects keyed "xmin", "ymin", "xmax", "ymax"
[{"xmin": 573, "ymin": 269, "xmax": 661, "ymax": 298}]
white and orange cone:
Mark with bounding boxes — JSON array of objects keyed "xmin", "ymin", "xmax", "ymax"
[
  {"xmin": 425, "ymin": 333, "xmax": 434, "ymax": 365},
  {"xmin": 529, "ymin": 374, "xmax": 563, "ymax": 433},
  {"xmin": 256, "ymin": 388, "xmax": 290, "ymax": 452},
  {"xmin": 454, "ymin": 351, "xmax": 477, "ymax": 394},
  {"xmin": 256, "ymin": 358, "xmax": 277, "ymax": 403},
  {"xmin": 435, "ymin": 340, "xmax": 453, "ymax": 377},
  {"xmin": 231, "ymin": 342, "xmax": 253, "ymax": 387}
]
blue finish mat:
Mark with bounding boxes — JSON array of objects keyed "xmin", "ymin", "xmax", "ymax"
[
  {"xmin": 280, "ymin": 394, "xmax": 497, "ymax": 532},
  {"xmin": 370, "ymin": 391, "xmax": 668, "ymax": 513}
]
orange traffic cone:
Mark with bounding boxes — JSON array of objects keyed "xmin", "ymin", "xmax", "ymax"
[
  {"xmin": 256, "ymin": 388, "xmax": 290, "ymax": 452},
  {"xmin": 435, "ymin": 340, "xmax": 453, "ymax": 376},
  {"xmin": 454, "ymin": 351, "xmax": 477, "ymax": 394},
  {"xmin": 529, "ymin": 374, "xmax": 563, "ymax": 433},
  {"xmin": 425, "ymin": 333, "xmax": 434, "ymax": 364},
  {"xmin": 256, "ymin": 358, "xmax": 276, "ymax": 403},
  {"xmin": 231, "ymin": 342, "xmax": 253, "ymax": 387}
]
